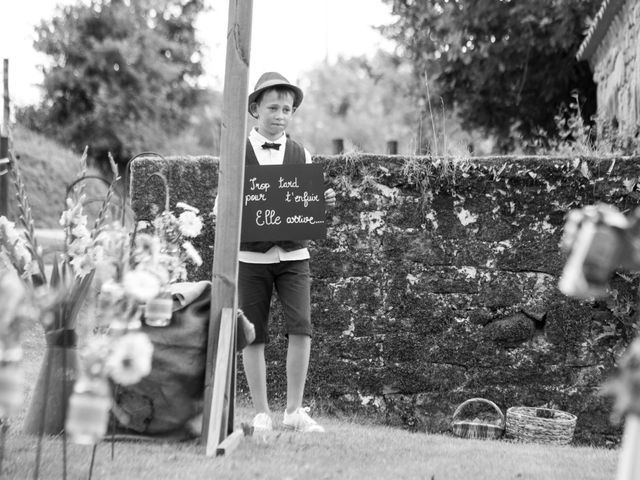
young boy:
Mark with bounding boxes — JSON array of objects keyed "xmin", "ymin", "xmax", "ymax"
[{"xmin": 240, "ymin": 72, "xmax": 335, "ymax": 433}]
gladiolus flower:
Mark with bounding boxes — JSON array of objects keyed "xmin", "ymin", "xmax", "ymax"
[{"xmin": 70, "ymin": 254, "xmax": 95, "ymax": 278}]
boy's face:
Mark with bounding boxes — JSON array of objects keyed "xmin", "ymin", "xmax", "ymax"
[{"xmin": 252, "ymin": 89, "xmax": 295, "ymax": 140}]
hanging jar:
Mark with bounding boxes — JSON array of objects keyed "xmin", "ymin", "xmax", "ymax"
[
  {"xmin": 0, "ymin": 347, "xmax": 24, "ymax": 419},
  {"xmin": 65, "ymin": 374, "xmax": 112, "ymax": 445},
  {"xmin": 143, "ymin": 290, "xmax": 173, "ymax": 327}
]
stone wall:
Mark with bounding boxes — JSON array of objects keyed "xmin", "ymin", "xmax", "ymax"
[
  {"xmin": 131, "ymin": 154, "xmax": 640, "ymax": 445},
  {"xmin": 583, "ymin": 0, "xmax": 640, "ymax": 133}
]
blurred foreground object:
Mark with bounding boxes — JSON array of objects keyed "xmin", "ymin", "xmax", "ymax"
[
  {"xmin": 559, "ymin": 203, "xmax": 640, "ymax": 299},
  {"xmin": 560, "ymin": 204, "xmax": 640, "ymax": 480},
  {"xmin": 611, "ymin": 339, "xmax": 640, "ymax": 480},
  {"xmin": 0, "ymin": 271, "xmax": 25, "ymax": 418}
]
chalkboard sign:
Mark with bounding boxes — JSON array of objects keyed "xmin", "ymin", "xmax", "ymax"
[{"xmin": 241, "ymin": 164, "xmax": 327, "ymax": 241}]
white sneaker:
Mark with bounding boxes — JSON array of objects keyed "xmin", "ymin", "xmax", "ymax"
[
  {"xmin": 252, "ymin": 412, "xmax": 273, "ymax": 432},
  {"xmin": 283, "ymin": 407, "xmax": 325, "ymax": 433}
]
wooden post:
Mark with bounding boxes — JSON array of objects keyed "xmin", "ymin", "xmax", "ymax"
[
  {"xmin": 2, "ymin": 60, "xmax": 8, "ymax": 133},
  {"xmin": 386, "ymin": 140, "xmax": 398, "ymax": 155},
  {"xmin": 1, "ymin": 59, "xmax": 9, "ymax": 218},
  {"xmin": 202, "ymin": 0, "xmax": 253, "ymax": 452},
  {"xmin": 332, "ymin": 138, "xmax": 344, "ymax": 154}
]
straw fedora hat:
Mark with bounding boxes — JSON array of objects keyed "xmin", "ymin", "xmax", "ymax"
[{"xmin": 248, "ymin": 72, "xmax": 303, "ymax": 117}]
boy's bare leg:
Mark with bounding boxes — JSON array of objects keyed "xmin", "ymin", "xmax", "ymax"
[
  {"xmin": 242, "ymin": 343, "xmax": 270, "ymax": 413},
  {"xmin": 286, "ymin": 334, "xmax": 310, "ymax": 414}
]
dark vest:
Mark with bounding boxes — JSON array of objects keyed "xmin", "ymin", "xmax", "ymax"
[{"xmin": 240, "ymin": 138, "xmax": 310, "ymax": 253}]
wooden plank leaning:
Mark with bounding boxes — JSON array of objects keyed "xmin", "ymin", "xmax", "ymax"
[
  {"xmin": 202, "ymin": 0, "xmax": 254, "ymax": 455},
  {"xmin": 205, "ymin": 308, "xmax": 238, "ymax": 456}
]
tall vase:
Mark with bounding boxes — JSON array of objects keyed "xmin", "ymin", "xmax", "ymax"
[{"xmin": 23, "ymin": 328, "xmax": 79, "ymax": 435}]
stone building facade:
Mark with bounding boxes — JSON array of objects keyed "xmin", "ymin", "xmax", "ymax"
[{"xmin": 577, "ymin": 0, "xmax": 640, "ymax": 134}]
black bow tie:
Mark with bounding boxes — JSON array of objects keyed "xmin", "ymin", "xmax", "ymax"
[{"xmin": 261, "ymin": 142, "xmax": 281, "ymax": 150}]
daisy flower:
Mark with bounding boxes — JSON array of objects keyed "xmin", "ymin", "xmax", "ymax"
[
  {"xmin": 106, "ymin": 332, "xmax": 153, "ymax": 386},
  {"xmin": 122, "ymin": 269, "xmax": 162, "ymax": 303},
  {"xmin": 178, "ymin": 210, "xmax": 203, "ymax": 238}
]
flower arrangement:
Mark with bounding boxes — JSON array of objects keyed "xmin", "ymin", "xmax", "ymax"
[
  {"xmin": 66, "ymin": 184, "xmax": 204, "ymax": 442},
  {"xmin": 66, "ymin": 330, "xmax": 155, "ymax": 444},
  {"xmin": 0, "ymin": 148, "xmax": 117, "ymax": 332},
  {"xmin": 133, "ymin": 201, "xmax": 203, "ymax": 284},
  {"xmin": 0, "ymin": 271, "xmax": 26, "ymax": 420},
  {"xmin": 0, "ymin": 145, "xmax": 205, "ymax": 444}
]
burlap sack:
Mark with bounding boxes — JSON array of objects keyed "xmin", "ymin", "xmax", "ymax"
[{"xmin": 112, "ymin": 281, "xmax": 211, "ymax": 436}]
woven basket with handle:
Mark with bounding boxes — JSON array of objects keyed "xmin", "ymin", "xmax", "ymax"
[
  {"xmin": 505, "ymin": 406, "xmax": 577, "ymax": 445},
  {"xmin": 451, "ymin": 398, "xmax": 505, "ymax": 440}
]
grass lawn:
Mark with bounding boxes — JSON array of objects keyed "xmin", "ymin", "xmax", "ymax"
[{"xmin": 0, "ymin": 314, "xmax": 620, "ymax": 480}]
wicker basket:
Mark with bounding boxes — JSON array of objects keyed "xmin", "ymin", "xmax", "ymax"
[
  {"xmin": 505, "ymin": 406, "xmax": 577, "ymax": 445},
  {"xmin": 451, "ymin": 398, "xmax": 505, "ymax": 440}
]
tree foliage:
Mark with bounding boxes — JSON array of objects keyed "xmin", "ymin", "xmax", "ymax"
[
  {"xmin": 291, "ymin": 51, "xmax": 491, "ymax": 155},
  {"xmin": 291, "ymin": 52, "xmax": 418, "ymax": 154},
  {"xmin": 21, "ymin": 0, "xmax": 205, "ymax": 166},
  {"xmin": 382, "ymin": 0, "xmax": 600, "ymax": 151}
]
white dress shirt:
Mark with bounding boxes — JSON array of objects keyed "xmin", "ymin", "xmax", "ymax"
[{"xmin": 214, "ymin": 128, "xmax": 313, "ymax": 264}]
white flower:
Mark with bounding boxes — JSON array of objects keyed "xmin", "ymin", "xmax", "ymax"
[
  {"xmin": 81, "ymin": 335, "xmax": 113, "ymax": 377},
  {"xmin": 0, "ymin": 270, "xmax": 25, "ymax": 331},
  {"xmin": 153, "ymin": 212, "xmax": 180, "ymax": 243},
  {"xmin": 132, "ymin": 233, "xmax": 161, "ymax": 263},
  {"xmin": 0, "ymin": 216, "xmax": 34, "ymax": 276},
  {"xmin": 0, "ymin": 217, "xmax": 20, "ymax": 244},
  {"xmin": 13, "ymin": 242, "xmax": 32, "ymax": 266},
  {"xmin": 96, "ymin": 279, "xmax": 126, "ymax": 325},
  {"xmin": 122, "ymin": 269, "xmax": 162, "ymax": 302},
  {"xmin": 178, "ymin": 211, "xmax": 203, "ymax": 238},
  {"xmin": 70, "ymin": 253, "xmax": 95, "ymax": 278},
  {"xmin": 95, "ymin": 226, "xmax": 128, "ymax": 257},
  {"xmin": 182, "ymin": 241, "xmax": 203, "ymax": 266},
  {"xmin": 59, "ymin": 198, "xmax": 88, "ymax": 228},
  {"xmin": 106, "ymin": 332, "xmax": 153, "ymax": 386},
  {"xmin": 136, "ymin": 220, "xmax": 151, "ymax": 230},
  {"xmin": 92, "ymin": 244, "xmax": 105, "ymax": 264},
  {"xmin": 71, "ymin": 224, "xmax": 91, "ymax": 240},
  {"xmin": 176, "ymin": 202, "xmax": 199, "ymax": 214},
  {"xmin": 67, "ymin": 235, "xmax": 93, "ymax": 258}
]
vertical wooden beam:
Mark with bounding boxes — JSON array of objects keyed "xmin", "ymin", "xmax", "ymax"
[
  {"xmin": 1, "ymin": 59, "xmax": 10, "ymax": 218},
  {"xmin": 202, "ymin": 0, "xmax": 253, "ymax": 446},
  {"xmin": 0, "ymin": 137, "xmax": 8, "ymax": 218},
  {"xmin": 2, "ymin": 59, "xmax": 8, "ymax": 134}
]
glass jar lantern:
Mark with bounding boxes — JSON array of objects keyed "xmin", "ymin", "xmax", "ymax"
[
  {"xmin": 65, "ymin": 376, "xmax": 112, "ymax": 445},
  {"xmin": 144, "ymin": 292, "xmax": 173, "ymax": 327}
]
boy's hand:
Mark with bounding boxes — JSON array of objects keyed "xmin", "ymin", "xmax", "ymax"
[{"xmin": 324, "ymin": 188, "xmax": 336, "ymax": 208}]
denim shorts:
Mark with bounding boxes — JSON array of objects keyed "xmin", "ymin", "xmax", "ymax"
[{"xmin": 238, "ymin": 260, "xmax": 312, "ymax": 344}]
